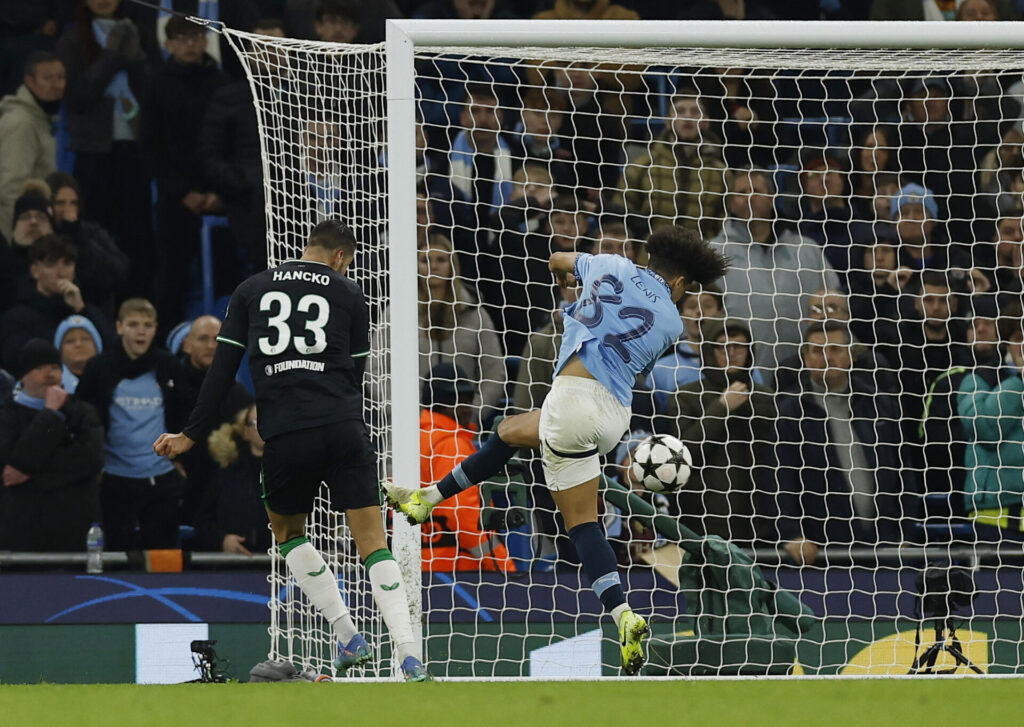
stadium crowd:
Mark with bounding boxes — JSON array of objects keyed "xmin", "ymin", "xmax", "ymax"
[{"xmin": 3, "ymin": 0, "xmax": 1024, "ymax": 569}]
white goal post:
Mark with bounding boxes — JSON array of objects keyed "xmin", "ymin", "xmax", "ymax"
[{"xmin": 219, "ymin": 18, "xmax": 1024, "ymax": 679}]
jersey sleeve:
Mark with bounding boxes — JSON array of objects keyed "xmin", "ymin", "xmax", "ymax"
[
  {"xmin": 215, "ymin": 285, "xmax": 250, "ymax": 351},
  {"xmin": 573, "ymin": 252, "xmax": 593, "ymax": 283},
  {"xmin": 350, "ymin": 285, "xmax": 371, "ymax": 378}
]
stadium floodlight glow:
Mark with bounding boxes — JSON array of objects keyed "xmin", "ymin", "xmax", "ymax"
[{"xmin": 221, "ymin": 18, "xmax": 1024, "ymax": 679}]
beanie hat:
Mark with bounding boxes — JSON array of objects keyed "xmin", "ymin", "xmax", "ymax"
[
  {"xmin": 166, "ymin": 320, "xmax": 192, "ymax": 355},
  {"xmin": 54, "ymin": 314, "xmax": 104, "ymax": 354},
  {"xmin": 891, "ymin": 183, "xmax": 939, "ymax": 221},
  {"xmin": 13, "ymin": 192, "xmax": 52, "ymax": 228},
  {"xmin": 17, "ymin": 338, "xmax": 62, "ymax": 379}
]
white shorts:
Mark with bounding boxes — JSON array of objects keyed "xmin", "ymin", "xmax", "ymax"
[{"xmin": 538, "ymin": 376, "xmax": 631, "ymax": 492}]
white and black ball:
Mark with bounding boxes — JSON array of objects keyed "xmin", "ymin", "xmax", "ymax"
[{"xmin": 630, "ymin": 434, "xmax": 693, "ymax": 494}]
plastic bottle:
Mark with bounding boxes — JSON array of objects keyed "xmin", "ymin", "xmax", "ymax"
[{"xmin": 86, "ymin": 523, "xmax": 104, "ymax": 574}]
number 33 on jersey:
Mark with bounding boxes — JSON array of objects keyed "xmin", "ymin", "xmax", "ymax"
[{"xmin": 216, "ymin": 259, "xmax": 371, "ymax": 440}]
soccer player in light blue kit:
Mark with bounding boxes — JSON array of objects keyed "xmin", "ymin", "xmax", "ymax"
[{"xmin": 387, "ymin": 225, "xmax": 730, "ymax": 674}]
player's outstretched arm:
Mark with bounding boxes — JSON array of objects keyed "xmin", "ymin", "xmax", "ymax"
[
  {"xmin": 153, "ymin": 432, "xmax": 195, "ymax": 459},
  {"xmin": 549, "ymin": 251, "xmax": 580, "ymax": 288}
]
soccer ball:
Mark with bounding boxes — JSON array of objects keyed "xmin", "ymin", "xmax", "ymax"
[{"xmin": 630, "ymin": 434, "xmax": 693, "ymax": 494}]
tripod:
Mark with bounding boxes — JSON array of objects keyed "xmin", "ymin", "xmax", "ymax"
[{"xmin": 909, "ymin": 617, "xmax": 982, "ymax": 675}]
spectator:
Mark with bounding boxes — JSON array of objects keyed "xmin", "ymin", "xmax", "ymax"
[
  {"xmin": 977, "ymin": 214, "xmax": 1024, "ymax": 295},
  {"xmin": 0, "ymin": 3, "xmax": 63, "ymax": 96},
  {"xmin": 0, "ymin": 51, "xmax": 65, "ymax": 235},
  {"xmin": 552, "ymin": 62, "xmax": 626, "ymax": 193},
  {"xmin": 892, "ymin": 271, "xmax": 971, "ymax": 505},
  {"xmin": 76, "ymin": 298, "xmax": 189, "ymax": 550},
  {"xmin": 53, "ymin": 314, "xmax": 102, "ymax": 394},
  {"xmin": 177, "ymin": 315, "xmax": 252, "ymax": 525},
  {"xmin": 894, "ymin": 76, "xmax": 979, "ymax": 235},
  {"xmin": 508, "ymin": 87, "xmax": 571, "ymax": 185},
  {"xmin": 198, "ymin": 17, "xmax": 282, "ymax": 272},
  {"xmin": 314, "ymin": 0, "xmax": 360, "ymax": 42},
  {"xmin": 978, "ymin": 120, "xmax": 1024, "ymax": 221},
  {"xmin": 615, "ymin": 89, "xmax": 727, "ymax": 238},
  {"xmin": 647, "ymin": 284, "xmax": 724, "ymax": 416},
  {"xmin": 956, "ymin": 0, "xmax": 1004, "ymax": 19},
  {"xmin": 1, "ymin": 234, "xmax": 113, "ymax": 373},
  {"xmin": 772, "ymin": 320, "xmax": 912, "ymax": 562},
  {"xmin": 0, "ymin": 189, "xmax": 55, "ymax": 309},
  {"xmin": 56, "ymin": 0, "xmax": 153, "ymax": 290},
  {"xmin": 535, "ymin": 0, "xmax": 639, "ymax": 20},
  {"xmin": 850, "ymin": 125, "xmax": 898, "ymax": 222},
  {"xmin": 797, "ymin": 148, "xmax": 868, "ymax": 277},
  {"xmin": 370, "ymin": 235, "xmax": 506, "ymax": 426},
  {"xmin": 698, "ymin": 66, "xmax": 778, "ymax": 169},
  {"xmin": 593, "ymin": 214, "xmax": 638, "ymax": 260},
  {"xmin": 958, "ymin": 303, "xmax": 1024, "ymax": 542},
  {"xmin": 676, "ymin": 0, "xmax": 777, "ymax": 20},
  {"xmin": 419, "ymin": 363, "xmax": 516, "ymax": 573},
  {"xmin": 890, "ymin": 181, "xmax": 970, "ymax": 271},
  {"xmin": 142, "ymin": 15, "xmax": 230, "ymax": 328},
  {"xmin": 848, "ymin": 240, "xmax": 902, "ymax": 347},
  {"xmin": 711, "ymin": 167, "xmax": 840, "ymax": 374},
  {"xmin": 195, "ymin": 403, "xmax": 271, "ymax": 555},
  {"xmin": 448, "ymin": 81, "xmax": 514, "ymax": 278},
  {"xmin": 46, "ymin": 171, "xmax": 129, "ymax": 316},
  {"xmin": 664, "ymin": 318, "xmax": 775, "ymax": 545},
  {"xmin": 0, "ymin": 338, "xmax": 104, "ymax": 552}
]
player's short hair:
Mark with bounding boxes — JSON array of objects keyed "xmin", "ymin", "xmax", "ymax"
[
  {"xmin": 307, "ymin": 219, "xmax": 356, "ymax": 256},
  {"xmin": 24, "ymin": 51, "xmax": 61, "ymax": 78},
  {"xmin": 28, "ymin": 234, "xmax": 77, "ymax": 265},
  {"xmin": 646, "ymin": 225, "xmax": 730, "ymax": 287},
  {"xmin": 119, "ymin": 298, "xmax": 158, "ymax": 322}
]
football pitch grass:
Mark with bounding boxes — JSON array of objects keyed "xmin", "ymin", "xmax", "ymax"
[{"xmin": 1, "ymin": 679, "xmax": 1020, "ymax": 727}]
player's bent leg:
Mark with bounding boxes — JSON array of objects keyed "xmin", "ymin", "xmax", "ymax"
[
  {"xmin": 266, "ymin": 506, "xmax": 368, "ymax": 673},
  {"xmin": 346, "ymin": 506, "xmax": 431, "ymax": 681},
  {"xmin": 387, "ymin": 411, "xmax": 539, "ymax": 525}
]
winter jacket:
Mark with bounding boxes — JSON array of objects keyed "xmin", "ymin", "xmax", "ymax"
[
  {"xmin": 419, "ymin": 408, "xmax": 515, "ymax": 573},
  {"xmin": 711, "ymin": 219, "xmax": 841, "ymax": 373},
  {"xmin": 0, "ymin": 85, "xmax": 58, "ymax": 233},
  {"xmin": 615, "ymin": 128, "xmax": 727, "ymax": 238},
  {"xmin": 141, "ymin": 55, "xmax": 229, "ymax": 198},
  {"xmin": 958, "ymin": 368, "xmax": 1024, "ymax": 513},
  {"xmin": 665, "ymin": 318, "xmax": 776, "ymax": 545},
  {"xmin": 772, "ymin": 369, "xmax": 915, "ymax": 545},
  {"xmin": 56, "ymin": 21, "xmax": 150, "ymax": 153},
  {"xmin": 0, "ymin": 394, "xmax": 104, "ymax": 551},
  {"xmin": 0, "ymin": 291, "xmax": 114, "ymax": 373},
  {"xmin": 194, "ymin": 443, "xmax": 270, "ymax": 553}
]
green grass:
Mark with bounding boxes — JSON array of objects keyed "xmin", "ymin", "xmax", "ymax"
[{"xmin": 0, "ymin": 680, "xmax": 1020, "ymax": 727}]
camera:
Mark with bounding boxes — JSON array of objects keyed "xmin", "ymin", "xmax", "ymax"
[{"xmin": 916, "ymin": 567, "xmax": 975, "ymax": 619}]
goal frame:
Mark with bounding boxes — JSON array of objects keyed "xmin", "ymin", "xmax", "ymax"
[{"xmin": 385, "ymin": 17, "xmax": 1024, "ymax": 663}]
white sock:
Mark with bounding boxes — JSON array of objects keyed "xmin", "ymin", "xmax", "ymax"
[
  {"xmin": 611, "ymin": 603, "xmax": 630, "ymax": 629},
  {"xmin": 366, "ymin": 549, "xmax": 418, "ymax": 662},
  {"xmin": 420, "ymin": 485, "xmax": 443, "ymax": 506},
  {"xmin": 284, "ymin": 539, "xmax": 358, "ymax": 644}
]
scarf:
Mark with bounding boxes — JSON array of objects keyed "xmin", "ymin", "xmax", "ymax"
[{"xmin": 112, "ymin": 340, "xmax": 158, "ymax": 380}]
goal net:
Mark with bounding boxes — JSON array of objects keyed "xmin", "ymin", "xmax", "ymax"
[{"xmin": 225, "ymin": 20, "xmax": 1024, "ymax": 678}]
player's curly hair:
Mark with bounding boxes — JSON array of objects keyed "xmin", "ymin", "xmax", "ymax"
[{"xmin": 645, "ymin": 225, "xmax": 730, "ymax": 287}]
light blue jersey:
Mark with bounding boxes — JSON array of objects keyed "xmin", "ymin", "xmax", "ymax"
[{"xmin": 555, "ymin": 253, "xmax": 684, "ymax": 406}]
